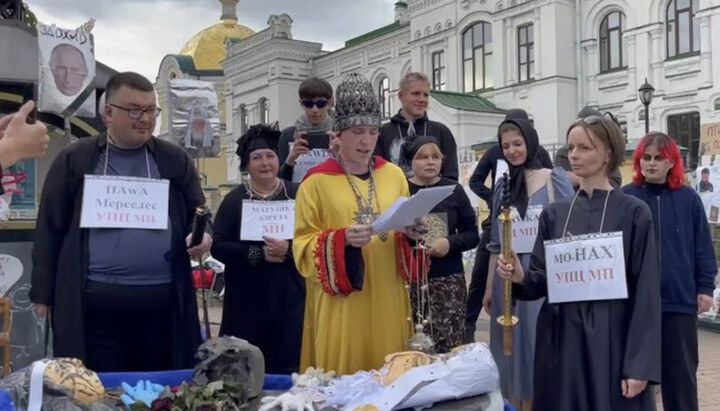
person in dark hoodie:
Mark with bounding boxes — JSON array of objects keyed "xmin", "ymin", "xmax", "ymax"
[
  {"xmin": 464, "ymin": 108, "xmax": 553, "ymax": 342},
  {"xmin": 402, "ymin": 136, "xmax": 479, "ymax": 352},
  {"xmin": 376, "ymin": 72, "xmax": 459, "ymax": 180},
  {"xmin": 622, "ymin": 132, "xmax": 717, "ymax": 411},
  {"xmin": 484, "ymin": 117, "xmax": 573, "ymax": 411}
]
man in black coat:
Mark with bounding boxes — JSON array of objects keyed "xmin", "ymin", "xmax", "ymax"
[
  {"xmin": 30, "ymin": 72, "xmax": 212, "ymax": 372},
  {"xmin": 375, "ymin": 72, "xmax": 459, "ymax": 181}
]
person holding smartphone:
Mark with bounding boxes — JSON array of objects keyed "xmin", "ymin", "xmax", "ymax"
[{"xmin": 277, "ymin": 77, "xmax": 340, "ymax": 182}]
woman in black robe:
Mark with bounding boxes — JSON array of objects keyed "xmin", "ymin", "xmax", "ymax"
[
  {"xmin": 212, "ymin": 124, "xmax": 305, "ymax": 374},
  {"xmin": 497, "ymin": 116, "xmax": 661, "ymax": 411}
]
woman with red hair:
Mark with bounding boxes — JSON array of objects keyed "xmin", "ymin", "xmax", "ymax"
[{"xmin": 622, "ymin": 132, "xmax": 717, "ymax": 411}]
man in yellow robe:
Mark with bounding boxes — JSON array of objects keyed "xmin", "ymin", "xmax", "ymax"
[{"xmin": 293, "ymin": 73, "xmax": 420, "ymax": 375}]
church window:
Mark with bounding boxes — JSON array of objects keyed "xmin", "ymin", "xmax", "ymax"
[
  {"xmin": 599, "ymin": 11, "xmax": 627, "ymax": 72},
  {"xmin": 259, "ymin": 98, "xmax": 269, "ymax": 124},
  {"xmin": 666, "ymin": 0, "xmax": 700, "ymax": 59},
  {"xmin": 517, "ymin": 24, "xmax": 534, "ymax": 82},
  {"xmin": 378, "ymin": 77, "xmax": 391, "ymax": 119},
  {"xmin": 462, "ymin": 21, "xmax": 493, "ymax": 92},
  {"xmin": 431, "ymin": 51, "xmax": 446, "ymax": 91}
]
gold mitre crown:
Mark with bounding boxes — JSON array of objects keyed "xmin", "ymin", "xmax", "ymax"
[{"xmin": 335, "ymin": 73, "xmax": 382, "ymax": 131}]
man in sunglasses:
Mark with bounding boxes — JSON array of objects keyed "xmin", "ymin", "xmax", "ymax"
[
  {"xmin": 277, "ymin": 77, "xmax": 339, "ymax": 182},
  {"xmin": 554, "ymin": 107, "xmax": 622, "ymax": 189},
  {"xmin": 31, "ymin": 72, "xmax": 210, "ymax": 372}
]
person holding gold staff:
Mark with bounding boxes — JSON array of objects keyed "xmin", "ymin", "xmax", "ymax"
[
  {"xmin": 483, "ymin": 117, "xmax": 573, "ymax": 411},
  {"xmin": 293, "ymin": 73, "xmax": 424, "ymax": 375},
  {"xmin": 497, "ymin": 116, "xmax": 661, "ymax": 411}
]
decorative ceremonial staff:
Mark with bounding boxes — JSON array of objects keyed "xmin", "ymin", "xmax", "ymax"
[
  {"xmin": 190, "ymin": 206, "xmax": 212, "ymax": 340},
  {"xmin": 497, "ymin": 172, "xmax": 518, "ymax": 355},
  {"xmin": 406, "ymin": 239, "xmax": 435, "ymax": 353}
]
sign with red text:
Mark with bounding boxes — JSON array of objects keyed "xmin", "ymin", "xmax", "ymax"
[
  {"xmin": 544, "ymin": 231, "xmax": 627, "ymax": 304},
  {"xmin": 80, "ymin": 175, "xmax": 169, "ymax": 229},
  {"xmin": 240, "ymin": 200, "xmax": 295, "ymax": 241},
  {"xmin": 509, "ymin": 205, "xmax": 542, "ymax": 254}
]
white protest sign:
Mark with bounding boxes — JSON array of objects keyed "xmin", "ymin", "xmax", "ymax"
[
  {"xmin": 240, "ymin": 200, "xmax": 295, "ymax": 241},
  {"xmin": 80, "ymin": 175, "xmax": 169, "ymax": 229},
  {"xmin": 544, "ymin": 231, "xmax": 627, "ymax": 304},
  {"xmin": 509, "ymin": 205, "xmax": 542, "ymax": 254},
  {"xmin": 291, "ymin": 147, "xmax": 331, "ymax": 182},
  {"xmin": 0, "ymin": 254, "xmax": 23, "ymax": 297}
]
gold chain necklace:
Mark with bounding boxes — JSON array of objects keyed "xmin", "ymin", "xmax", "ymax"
[{"xmin": 337, "ymin": 156, "xmax": 387, "ymax": 242}]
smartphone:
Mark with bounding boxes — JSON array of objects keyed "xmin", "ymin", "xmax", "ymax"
[
  {"xmin": 21, "ymin": 83, "xmax": 38, "ymax": 124},
  {"xmin": 304, "ymin": 131, "xmax": 330, "ymax": 150}
]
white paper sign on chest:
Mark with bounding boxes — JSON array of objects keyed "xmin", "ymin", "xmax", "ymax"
[
  {"xmin": 80, "ymin": 175, "xmax": 170, "ymax": 230},
  {"xmin": 508, "ymin": 205, "xmax": 542, "ymax": 254},
  {"xmin": 240, "ymin": 200, "xmax": 295, "ymax": 241},
  {"xmin": 544, "ymin": 231, "xmax": 628, "ymax": 304}
]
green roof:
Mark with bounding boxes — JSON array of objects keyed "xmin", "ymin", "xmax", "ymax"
[
  {"xmin": 345, "ymin": 21, "xmax": 405, "ymax": 48},
  {"xmin": 172, "ymin": 54, "xmax": 224, "ymax": 76},
  {"xmin": 470, "ymin": 136, "xmax": 497, "ymax": 151},
  {"xmin": 430, "ymin": 90, "xmax": 505, "ymax": 114},
  {"xmin": 226, "ymin": 37, "xmax": 245, "ymax": 45}
]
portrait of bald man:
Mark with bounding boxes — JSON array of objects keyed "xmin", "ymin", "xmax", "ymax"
[{"xmin": 49, "ymin": 43, "xmax": 89, "ymax": 97}]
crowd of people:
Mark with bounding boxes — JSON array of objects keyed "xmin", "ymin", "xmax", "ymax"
[{"xmin": 0, "ymin": 67, "xmax": 711, "ymax": 411}]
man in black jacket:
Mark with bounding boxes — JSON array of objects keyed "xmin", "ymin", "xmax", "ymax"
[
  {"xmin": 30, "ymin": 72, "xmax": 211, "ymax": 372},
  {"xmin": 376, "ymin": 72, "xmax": 458, "ymax": 180}
]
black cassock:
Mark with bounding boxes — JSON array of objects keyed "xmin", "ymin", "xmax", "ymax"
[
  {"xmin": 516, "ymin": 189, "xmax": 661, "ymax": 411},
  {"xmin": 211, "ymin": 183, "xmax": 305, "ymax": 374}
]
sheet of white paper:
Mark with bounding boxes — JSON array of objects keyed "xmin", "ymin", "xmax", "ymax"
[{"xmin": 371, "ymin": 185, "xmax": 455, "ymax": 234}]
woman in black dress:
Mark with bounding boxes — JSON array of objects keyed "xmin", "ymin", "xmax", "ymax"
[
  {"xmin": 497, "ymin": 116, "xmax": 661, "ymax": 411},
  {"xmin": 212, "ymin": 124, "xmax": 304, "ymax": 374}
]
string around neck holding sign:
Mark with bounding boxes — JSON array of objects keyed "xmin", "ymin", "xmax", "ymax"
[
  {"xmin": 562, "ymin": 189, "xmax": 613, "ymax": 238},
  {"xmin": 104, "ymin": 134, "xmax": 152, "ymax": 178}
]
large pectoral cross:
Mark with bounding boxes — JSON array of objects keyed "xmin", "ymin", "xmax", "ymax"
[{"xmin": 354, "ymin": 205, "xmax": 387, "ymax": 241}]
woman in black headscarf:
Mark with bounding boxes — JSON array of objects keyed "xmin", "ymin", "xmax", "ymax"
[
  {"xmin": 483, "ymin": 118, "xmax": 573, "ymax": 411},
  {"xmin": 211, "ymin": 124, "xmax": 304, "ymax": 374}
]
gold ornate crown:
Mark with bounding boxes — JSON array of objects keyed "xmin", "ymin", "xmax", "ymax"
[{"xmin": 335, "ymin": 73, "xmax": 381, "ymax": 131}]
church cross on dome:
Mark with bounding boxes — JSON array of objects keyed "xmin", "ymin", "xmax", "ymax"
[{"xmin": 220, "ymin": 0, "xmax": 239, "ymax": 23}]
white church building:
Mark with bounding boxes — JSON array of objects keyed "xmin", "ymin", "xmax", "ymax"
[{"xmin": 157, "ymin": 0, "xmax": 720, "ymax": 184}]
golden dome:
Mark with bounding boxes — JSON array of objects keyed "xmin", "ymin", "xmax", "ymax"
[{"xmin": 179, "ymin": 0, "xmax": 254, "ymax": 70}]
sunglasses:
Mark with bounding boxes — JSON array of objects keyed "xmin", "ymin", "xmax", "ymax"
[
  {"xmin": 301, "ymin": 99, "xmax": 329, "ymax": 109},
  {"xmin": 582, "ymin": 115, "xmax": 614, "ymax": 137}
]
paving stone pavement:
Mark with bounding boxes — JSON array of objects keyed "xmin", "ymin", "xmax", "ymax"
[{"xmin": 201, "ymin": 297, "xmax": 720, "ymax": 409}]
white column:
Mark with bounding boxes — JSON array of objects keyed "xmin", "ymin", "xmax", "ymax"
[
  {"xmin": 625, "ymin": 33, "xmax": 638, "ymax": 100},
  {"xmin": 533, "ymin": 8, "xmax": 541, "ymax": 79},
  {"xmin": 699, "ymin": 15, "xmax": 713, "ymax": 88},
  {"xmin": 505, "ymin": 19, "xmax": 515, "ymax": 86},
  {"xmin": 445, "ymin": 35, "xmax": 458, "ymax": 91},
  {"xmin": 650, "ymin": 28, "xmax": 664, "ymax": 95},
  {"xmin": 582, "ymin": 40, "xmax": 598, "ymax": 107}
]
